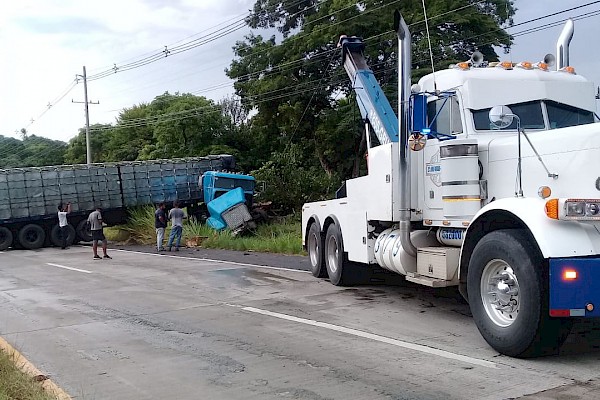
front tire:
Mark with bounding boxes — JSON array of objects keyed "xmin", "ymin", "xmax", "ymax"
[
  {"xmin": 307, "ymin": 222, "xmax": 327, "ymax": 278},
  {"xmin": 467, "ymin": 229, "xmax": 571, "ymax": 357}
]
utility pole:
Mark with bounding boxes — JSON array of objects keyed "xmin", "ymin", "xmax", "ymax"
[{"xmin": 73, "ymin": 66, "xmax": 99, "ymax": 165}]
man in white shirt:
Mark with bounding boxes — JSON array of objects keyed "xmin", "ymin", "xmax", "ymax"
[{"xmin": 57, "ymin": 202, "xmax": 71, "ymax": 249}]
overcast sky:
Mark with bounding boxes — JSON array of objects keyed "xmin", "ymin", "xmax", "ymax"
[{"xmin": 1, "ymin": 0, "xmax": 599, "ymax": 143}]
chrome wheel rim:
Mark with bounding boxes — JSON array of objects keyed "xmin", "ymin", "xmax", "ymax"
[
  {"xmin": 481, "ymin": 259, "xmax": 520, "ymax": 327},
  {"xmin": 326, "ymin": 235, "xmax": 339, "ymax": 274},
  {"xmin": 308, "ymin": 231, "xmax": 319, "ymax": 267}
]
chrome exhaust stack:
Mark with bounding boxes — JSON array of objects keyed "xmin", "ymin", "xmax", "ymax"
[
  {"xmin": 394, "ymin": 11, "xmax": 417, "ymax": 257},
  {"xmin": 556, "ymin": 19, "xmax": 574, "ymax": 70}
]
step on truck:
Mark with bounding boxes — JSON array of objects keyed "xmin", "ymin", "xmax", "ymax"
[
  {"xmin": 302, "ymin": 11, "xmax": 600, "ymax": 357},
  {"xmin": 0, "ymin": 155, "xmax": 235, "ymax": 251}
]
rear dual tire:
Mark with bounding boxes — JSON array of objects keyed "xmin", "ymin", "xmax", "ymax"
[
  {"xmin": 0, "ymin": 227, "xmax": 13, "ymax": 251},
  {"xmin": 324, "ymin": 223, "xmax": 370, "ymax": 286},
  {"xmin": 307, "ymin": 222, "xmax": 327, "ymax": 278},
  {"xmin": 50, "ymin": 224, "xmax": 76, "ymax": 248},
  {"xmin": 76, "ymin": 219, "xmax": 93, "ymax": 242},
  {"xmin": 18, "ymin": 224, "xmax": 46, "ymax": 250}
]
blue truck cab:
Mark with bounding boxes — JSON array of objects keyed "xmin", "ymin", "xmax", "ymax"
[
  {"xmin": 200, "ymin": 171, "xmax": 256, "ymax": 232},
  {"xmin": 201, "ymin": 171, "xmax": 256, "ymax": 206}
]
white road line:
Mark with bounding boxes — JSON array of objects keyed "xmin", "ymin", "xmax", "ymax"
[
  {"xmin": 229, "ymin": 304, "xmax": 498, "ymax": 369},
  {"xmin": 46, "ymin": 263, "xmax": 93, "ymax": 274},
  {"xmin": 113, "ymin": 249, "xmax": 310, "ymax": 274}
]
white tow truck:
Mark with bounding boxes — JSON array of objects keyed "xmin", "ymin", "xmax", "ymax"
[{"xmin": 302, "ymin": 12, "xmax": 600, "ymax": 357}]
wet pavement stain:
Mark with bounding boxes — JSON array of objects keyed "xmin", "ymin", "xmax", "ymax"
[{"xmin": 210, "ymin": 268, "xmax": 299, "ymax": 287}]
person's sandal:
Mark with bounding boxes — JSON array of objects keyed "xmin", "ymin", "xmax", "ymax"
[
  {"xmin": 93, "ymin": 255, "xmax": 101, "ymax": 260},
  {"xmin": 103, "ymin": 255, "xmax": 112, "ymax": 259}
]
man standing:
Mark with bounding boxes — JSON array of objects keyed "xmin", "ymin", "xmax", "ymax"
[
  {"xmin": 87, "ymin": 206, "xmax": 111, "ymax": 260},
  {"xmin": 155, "ymin": 202, "xmax": 167, "ymax": 251},
  {"xmin": 167, "ymin": 201, "xmax": 186, "ymax": 251},
  {"xmin": 57, "ymin": 202, "xmax": 72, "ymax": 249}
]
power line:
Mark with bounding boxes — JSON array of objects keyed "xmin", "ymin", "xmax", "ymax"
[
  {"xmin": 61, "ymin": 6, "xmax": 600, "ymax": 131},
  {"xmin": 12, "ymin": 2, "xmax": 600, "ymax": 161},
  {"xmin": 22, "ymin": 79, "xmax": 79, "ymax": 131},
  {"xmin": 85, "ymin": 0, "xmax": 323, "ymax": 82}
]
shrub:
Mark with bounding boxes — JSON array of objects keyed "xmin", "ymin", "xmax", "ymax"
[{"xmin": 252, "ymin": 144, "xmax": 340, "ymax": 212}]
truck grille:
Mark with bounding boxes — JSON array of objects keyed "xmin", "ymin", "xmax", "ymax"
[{"xmin": 222, "ymin": 203, "xmax": 252, "ymax": 230}]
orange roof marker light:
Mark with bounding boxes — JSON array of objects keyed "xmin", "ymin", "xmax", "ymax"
[
  {"xmin": 453, "ymin": 62, "xmax": 470, "ymax": 71},
  {"xmin": 516, "ymin": 61, "xmax": 533, "ymax": 70},
  {"xmin": 559, "ymin": 66, "xmax": 576, "ymax": 74},
  {"xmin": 533, "ymin": 62, "xmax": 549, "ymax": 71},
  {"xmin": 496, "ymin": 61, "xmax": 513, "ymax": 70}
]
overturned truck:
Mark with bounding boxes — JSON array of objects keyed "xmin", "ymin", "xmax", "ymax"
[{"xmin": 0, "ymin": 155, "xmax": 234, "ymax": 250}]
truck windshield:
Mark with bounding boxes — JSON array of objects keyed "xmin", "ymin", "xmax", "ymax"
[
  {"xmin": 472, "ymin": 101, "xmax": 544, "ymax": 130},
  {"xmin": 472, "ymin": 100, "xmax": 596, "ymax": 131},
  {"xmin": 546, "ymin": 100, "xmax": 595, "ymax": 129},
  {"xmin": 214, "ymin": 177, "xmax": 255, "ymax": 191}
]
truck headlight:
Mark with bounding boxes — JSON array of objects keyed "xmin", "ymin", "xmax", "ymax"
[
  {"xmin": 587, "ymin": 203, "xmax": 600, "ymax": 216},
  {"xmin": 564, "ymin": 199, "xmax": 600, "ymax": 220},
  {"xmin": 566, "ymin": 201, "xmax": 585, "ymax": 217}
]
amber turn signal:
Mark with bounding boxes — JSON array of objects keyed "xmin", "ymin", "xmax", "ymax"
[
  {"xmin": 545, "ymin": 198, "xmax": 559, "ymax": 219},
  {"xmin": 538, "ymin": 186, "xmax": 551, "ymax": 199}
]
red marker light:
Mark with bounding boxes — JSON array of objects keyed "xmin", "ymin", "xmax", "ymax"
[
  {"xmin": 550, "ymin": 309, "xmax": 570, "ymax": 317},
  {"xmin": 563, "ymin": 270, "xmax": 578, "ymax": 280}
]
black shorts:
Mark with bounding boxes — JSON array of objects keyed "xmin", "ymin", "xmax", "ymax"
[{"xmin": 92, "ymin": 229, "xmax": 106, "ymax": 242}]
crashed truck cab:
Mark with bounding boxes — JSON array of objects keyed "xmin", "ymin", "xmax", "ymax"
[{"xmin": 200, "ymin": 171, "xmax": 256, "ymax": 233}]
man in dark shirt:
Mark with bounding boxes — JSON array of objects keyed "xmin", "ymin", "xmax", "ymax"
[{"xmin": 155, "ymin": 202, "xmax": 167, "ymax": 251}]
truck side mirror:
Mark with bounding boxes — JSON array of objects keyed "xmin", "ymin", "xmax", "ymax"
[
  {"xmin": 408, "ymin": 131, "xmax": 427, "ymax": 151},
  {"xmin": 489, "ymin": 105, "xmax": 514, "ymax": 129}
]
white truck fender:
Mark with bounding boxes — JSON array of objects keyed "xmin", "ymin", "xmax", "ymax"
[
  {"xmin": 467, "ymin": 197, "xmax": 600, "ymax": 257},
  {"xmin": 458, "ymin": 196, "xmax": 600, "ymax": 300}
]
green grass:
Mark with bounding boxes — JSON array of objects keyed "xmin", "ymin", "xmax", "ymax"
[
  {"xmin": 114, "ymin": 206, "xmax": 305, "ymax": 255},
  {"xmin": 0, "ymin": 349, "xmax": 57, "ymax": 400}
]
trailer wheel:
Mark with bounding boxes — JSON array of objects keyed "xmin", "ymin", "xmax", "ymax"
[
  {"xmin": 467, "ymin": 229, "xmax": 572, "ymax": 357},
  {"xmin": 307, "ymin": 222, "xmax": 327, "ymax": 278},
  {"xmin": 18, "ymin": 224, "xmax": 46, "ymax": 250},
  {"xmin": 0, "ymin": 227, "xmax": 13, "ymax": 251},
  {"xmin": 50, "ymin": 224, "xmax": 76, "ymax": 248},
  {"xmin": 76, "ymin": 219, "xmax": 93, "ymax": 242}
]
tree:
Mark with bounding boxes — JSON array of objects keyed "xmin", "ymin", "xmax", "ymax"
[
  {"xmin": 63, "ymin": 124, "xmax": 112, "ymax": 164},
  {"xmin": 63, "ymin": 92, "xmax": 234, "ymax": 163},
  {"xmin": 229, "ymin": 0, "xmax": 515, "ymax": 183},
  {"xmin": 138, "ymin": 93, "xmax": 230, "ymax": 160},
  {"xmin": 0, "ymin": 134, "xmax": 66, "ymax": 168},
  {"xmin": 105, "ymin": 103, "xmax": 154, "ymax": 161}
]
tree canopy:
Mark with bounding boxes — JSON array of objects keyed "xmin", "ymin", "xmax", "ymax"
[
  {"xmin": 0, "ymin": 132, "xmax": 66, "ymax": 168},
  {"xmin": 228, "ymin": 0, "xmax": 515, "ymax": 195}
]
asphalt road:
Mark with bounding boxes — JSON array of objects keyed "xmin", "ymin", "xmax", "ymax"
[{"xmin": 2, "ymin": 246, "xmax": 600, "ymax": 400}]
